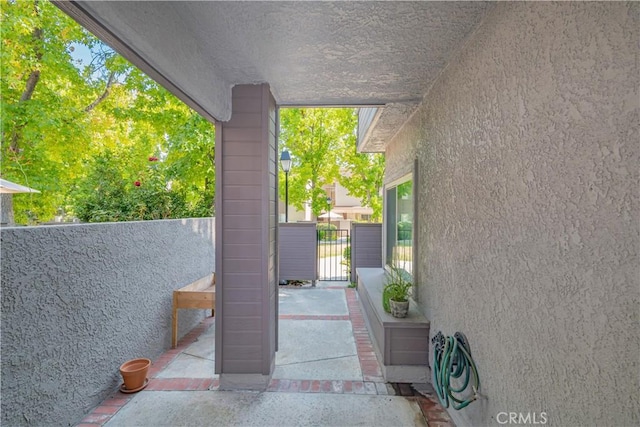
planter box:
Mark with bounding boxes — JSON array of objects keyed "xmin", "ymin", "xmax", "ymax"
[{"xmin": 356, "ymin": 268, "xmax": 430, "ymax": 383}]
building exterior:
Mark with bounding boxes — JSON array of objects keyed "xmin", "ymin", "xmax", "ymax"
[
  {"xmin": 19, "ymin": 2, "xmax": 640, "ymax": 426},
  {"xmin": 279, "ymin": 180, "xmax": 374, "ymax": 228},
  {"xmin": 360, "ymin": 5, "xmax": 638, "ymax": 426}
]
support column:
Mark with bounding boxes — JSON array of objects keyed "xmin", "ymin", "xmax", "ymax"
[{"xmin": 215, "ymin": 84, "xmax": 278, "ymax": 390}]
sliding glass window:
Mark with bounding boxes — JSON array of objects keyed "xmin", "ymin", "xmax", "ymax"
[{"xmin": 385, "ymin": 176, "xmax": 413, "ymax": 276}]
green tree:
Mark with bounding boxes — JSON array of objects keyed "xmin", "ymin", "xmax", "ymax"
[
  {"xmin": 1, "ymin": 0, "xmax": 95, "ymax": 222},
  {"xmin": 279, "ymin": 107, "xmax": 384, "ymax": 221},
  {"xmin": 72, "ymin": 151, "xmax": 191, "ymax": 222},
  {"xmin": 337, "ymin": 144, "xmax": 385, "ymax": 222},
  {"xmin": 1, "ymin": 0, "xmax": 215, "ymax": 224},
  {"xmin": 279, "ymin": 108, "xmax": 349, "ymax": 216},
  {"xmin": 164, "ymin": 112, "xmax": 216, "ymax": 217}
]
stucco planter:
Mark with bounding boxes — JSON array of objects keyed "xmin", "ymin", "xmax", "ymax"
[
  {"xmin": 390, "ymin": 300, "xmax": 409, "ymax": 318},
  {"xmin": 119, "ymin": 358, "xmax": 151, "ymax": 393}
]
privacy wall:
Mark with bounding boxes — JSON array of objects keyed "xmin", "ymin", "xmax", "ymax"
[
  {"xmin": 279, "ymin": 222, "xmax": 317, "ymax": 282},
  {"xmin": 384, "ymin": 3, "xmax": 638, "ymax": 426},
  {"xmin": 350, "ymin": 223, "xmax": 383, "ymax": 283},
  {"xmin": 1, "ymin": 218, "xmax": 215, "ymax": 426}
]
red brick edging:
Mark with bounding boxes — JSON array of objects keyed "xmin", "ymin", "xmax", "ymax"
[
  {"xmin": 279, "ymin": 314, "xmax": 350, "ymax": 320},
  {"xmin": 414, "ymin": 392, "xmax": 456, "ymax": 427},
  {"xmin": 266, "ymin": 378, "xmax": 392, "ymax": 395},
  {"xmin": 78, "ymin": 316, "xmax": 216, "ymax": 426},
  {"xmin": 345, "ymin": 288, "xmax": 384, "ymax": 381},
  {"xmin": 78, "ymin": 288, "xmax": 452, "ymax": 426}
]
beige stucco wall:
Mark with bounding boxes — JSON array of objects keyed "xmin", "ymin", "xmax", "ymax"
[{"xmin": 384, "ymin": 3, "xmax": 638, "ymax": 426}]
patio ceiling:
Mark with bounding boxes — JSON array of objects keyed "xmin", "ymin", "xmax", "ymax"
[{"xmin": 55, "ymin": 1, "xmax": 492, "ymax": 150}]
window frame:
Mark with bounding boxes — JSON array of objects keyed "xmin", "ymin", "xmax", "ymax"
[{"xmin": 383, "ymin": 172, "xmax": 414, "ymax": 278}]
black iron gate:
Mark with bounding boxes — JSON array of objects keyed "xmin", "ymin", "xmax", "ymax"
[{"xmin": 317, "ymin": 228, "xmax": 350, "ymax": 281}]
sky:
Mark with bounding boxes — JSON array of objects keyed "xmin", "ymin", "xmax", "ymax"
[
  {"xmin": 69, "ymin": 41, "xmax": 127, "ymax": 83},
  {"xmin": 69, "ymin": 42, "xmax": 93, "ymax": 70}
]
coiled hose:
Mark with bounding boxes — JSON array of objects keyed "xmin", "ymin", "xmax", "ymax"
[{"xmin": 431, "ymin": 331, "xmax": 480, "ymax": 410}]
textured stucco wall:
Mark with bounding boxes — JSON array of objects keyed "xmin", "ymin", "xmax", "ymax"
[
  {"xmin": 1, "ymin": 218, "xmax": 215, "ymax": 426},
  {"xmin": 64, "ymin": 1, "xmax": 490, "ymax": 121},
  {"xmin": 385, "ymin": 3, "xmax": 638, "ymax": 426}
]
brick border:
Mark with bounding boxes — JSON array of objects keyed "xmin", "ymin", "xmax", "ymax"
[
  {"xmin": 78, "ymin": 288, "xmax": 454, "ymax": 426},
  {"xmin": 146, "ymin": 378, "xmax": 218, "ymax": 391},
  {"xmin": 266, "ymin": 379, "xmax": 394, "ymax": 395},
  {"xmin": 78, "ymin": 395, "xmax": 132, "ymax": 426},
  {"xmin": 148, "ymin": 316, "xmax": 215, "ymax": 377},
  {"xmin": 345, "ymin": 288, "xmax": 384, "ymax": 381},
  {"xmin": 265, "ymin": 288, "xmax": 388, "ymax": 395},
  {"xmin": 277, "ymin": 285, "xmax": 346, "ymax": 290},
  {"xmin": 77, "ymin": 316, "xmax": 216, "ymax": 426},
  {"xmin": 279, "ymin": 314, "xmax": 350, "ymax": 320},
  {"xmin": 414, "ymin": 392, "xmax": 456, "ymax": 427},
  {"xmin": 347, "ymin": 289, "xmax": 455, "ymax": 425}
]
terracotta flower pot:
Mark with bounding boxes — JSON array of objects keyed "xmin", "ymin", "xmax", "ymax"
[{"xmin": 119, "ymin": 358, "xmax": 151, "ymax": 392}]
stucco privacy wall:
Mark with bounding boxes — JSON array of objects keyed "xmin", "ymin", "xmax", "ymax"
[
  {"xmin": 384, "ymin": 3, "xmax": 639, "ymax": 426},
  {"xmin": 1, "ymin": 218, "xmax": 215, "ymax": 426}
]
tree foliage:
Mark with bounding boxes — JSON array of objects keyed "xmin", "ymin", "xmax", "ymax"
[
  {"xmin": 1, "ymin": 0, "xmax": 215, "ymax": 224},
  {"xmin": 279, "ymin": 108, "xmax": 341, "ymax": 216},
  {"xmin": 336, "ymin": 137, "xmax": 385, "ymax": 221},
  {"xmin": 279, "ymin": 108, "xmax": 384, "ymax": 221},
  {"xmin": 2, "ymin": 1, "xmax": 381, "ymax": 225}
]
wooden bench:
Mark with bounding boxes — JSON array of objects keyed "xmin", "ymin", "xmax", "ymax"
[{"xmin": 172, "ymin": 273, "xmax": 215, "ymax": 348}]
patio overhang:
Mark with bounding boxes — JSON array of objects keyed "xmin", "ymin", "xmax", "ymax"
[
  {"xmin": 53, "ymin": 1, "xmax": 492, "ymax": 151},
  {"xmin": 51, "ymin": 0, "xmax": 493, "ymax": 390}
]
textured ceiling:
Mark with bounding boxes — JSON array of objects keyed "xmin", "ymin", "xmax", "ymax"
[{"xmin": 58, "ymin": 1, "xmax": 492, "ymax": 149}]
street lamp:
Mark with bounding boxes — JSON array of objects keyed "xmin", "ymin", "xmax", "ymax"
[{"xmin": 280, "ymin": 150, "xmax": 292, "ymax": 222}]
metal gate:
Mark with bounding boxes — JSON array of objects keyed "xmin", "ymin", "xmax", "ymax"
[{"xmin": 317, "ymin": 228, "xmax": 350, "ymax": 281}]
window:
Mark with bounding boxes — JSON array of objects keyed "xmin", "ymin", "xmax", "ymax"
[{"xmin": 384, "ymin": 175, "xmax": 413, "ymax": 276}]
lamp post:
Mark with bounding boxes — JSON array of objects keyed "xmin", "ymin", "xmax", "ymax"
[
  {"xmin": 326, "ymin": 196, "xmax": 332, "ymax": 224},
  {"xmin": 280, "ymin": 150, "xmax": 291, "ymax": 222}
]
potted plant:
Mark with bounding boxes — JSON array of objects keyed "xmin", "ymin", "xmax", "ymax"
[
  {"xmin": 382, "ymin": 264, "xmax": 412, "ymax": 318},
  {"xmin": 119, "ymin": 358, "xmax": 151, "ymax": 393}
]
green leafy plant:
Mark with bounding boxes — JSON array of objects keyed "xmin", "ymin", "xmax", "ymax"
[
  {"xmin": 382, "ymin": 264, "xmax": 412, "ymax": 313},
  {"xmin": 317, "ymin": 223, "xmax": 338, "ymax": 241},
  {"xmin": 341, "ymin": 245, "xmax": 351, "ymax": 271},
  {"xmin": 2, "ymin": 1, "xmax": 215, "ymax": 224},
  {"xmin": 397, "ymin": 221, "xmax": 413, "ymax": 242}
]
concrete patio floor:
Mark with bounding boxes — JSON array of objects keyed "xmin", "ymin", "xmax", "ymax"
[{"xmin": 78, "ymin": 281, "xmax": 452, "ymax": 427}]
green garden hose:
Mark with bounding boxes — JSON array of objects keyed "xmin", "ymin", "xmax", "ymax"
[{"xmin": 432, "ymin": 331, "xmax": 480, "ymax": 410}]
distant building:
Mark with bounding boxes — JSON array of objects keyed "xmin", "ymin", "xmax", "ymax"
[{"xmin": 279, "ymin": 180, "xmax": 373, "ymax": 228}]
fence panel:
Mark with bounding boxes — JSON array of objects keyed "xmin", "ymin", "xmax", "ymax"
[
  {"xmin": 350, "ymin": 223, "xmax": 382, "ymax": 282},
  {"xmin": 279, "ymin": 222, "xmax": 317, "ymax": 283}
]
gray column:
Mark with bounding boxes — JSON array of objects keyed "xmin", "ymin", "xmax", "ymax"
[{"xmin": 215, "ymin": 84, "xmax": 278, "ymax": 390}]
